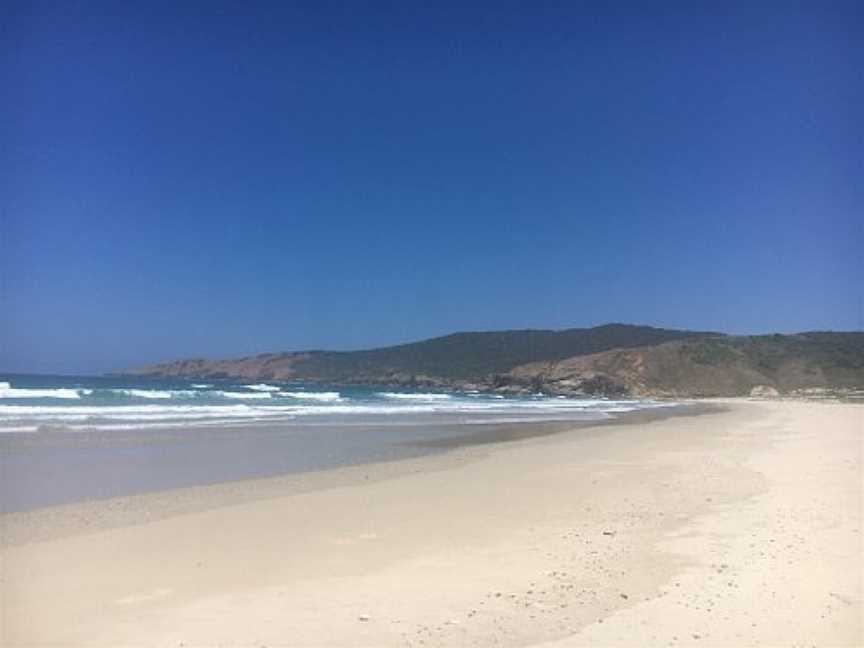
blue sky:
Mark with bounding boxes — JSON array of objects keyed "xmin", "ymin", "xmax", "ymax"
[{"xmin": 2, "ymin": 1, "xmax": 861, "ymax": 374}]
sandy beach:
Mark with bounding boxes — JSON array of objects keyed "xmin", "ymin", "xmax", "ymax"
[{"xmin": 1, "ymin": 399, "xmax": 861, "ymax": 647}]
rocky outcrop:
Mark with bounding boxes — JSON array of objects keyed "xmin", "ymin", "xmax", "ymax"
[
  {"xmin": 750, "ymin": 385, "xmax": 780, "ymax": 398},
  {"xmin": 504, "ymin": 335, "xmax": 864, "ymax": 398}
]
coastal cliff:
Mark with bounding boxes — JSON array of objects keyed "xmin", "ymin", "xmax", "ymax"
[
  {"xmin": 125, "ymin": 325, "xmax": 864, "ymax": 398},
  {"xmin": 506, "ymin": 333, "xmax": 864, "ymax": 398}
]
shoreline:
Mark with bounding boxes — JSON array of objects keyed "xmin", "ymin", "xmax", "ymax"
[
  {"xmin": 1, "ymin": 399, "xmax": 861, "ymax": 646},
  {"xmin": 0, "ymin": 402, "xmax": 705, "ymax": 533}
]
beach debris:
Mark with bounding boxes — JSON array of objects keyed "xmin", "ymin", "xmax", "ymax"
[
  {"xmin": 602, "ymin": 531, "xmax": 616, "ymax": 536},
  {"xmin": 358, "ymin": 614, "xmax": 371, "ymax": 622},
  {"xmin": 620, "ymin": 593, "xmax": 629, "ymax": 599}
]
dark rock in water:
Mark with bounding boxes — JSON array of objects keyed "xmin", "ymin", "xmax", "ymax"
[{"xmin": 750, "ymin": 385, "xmax": 780, "ymax": 398}]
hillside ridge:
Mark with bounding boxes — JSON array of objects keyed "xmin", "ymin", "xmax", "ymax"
[{"xmin": 125, "ymin": 325, "xmax": 864, "ymax": 398}]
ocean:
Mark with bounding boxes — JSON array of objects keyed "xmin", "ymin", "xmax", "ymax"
[
  {"xmin": 0, "ymin": 374, "xmax": 678, "ymax": 512},
  {"xmin": 0, "ymin": 374, "xmax": 672, "ymax": 432}
]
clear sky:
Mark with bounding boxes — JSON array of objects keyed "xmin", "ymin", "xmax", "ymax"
[{"xmin": 2, "ymin": 1, "xmax": 861, "ymax": 374}]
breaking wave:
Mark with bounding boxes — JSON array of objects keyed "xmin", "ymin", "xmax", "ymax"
[
  {"xmin": 210, "ymin": 391, "xmax": 274, "ymax": 400},
  {"xmin": 0, "ymin": 378, "xmax": 675, "ymax": 433},
  {"xmin": 0, "ymin": 382, "xmax": 91, "ymax": 400},
  {"xmin": 245, "ymin": 384, "xmax": 282, "ymax": 392},
  {"xmin": 280, "ymin": 391, "xmax": 342, "ymax": 402},
  {"xmin": 111, "ymin": 389, "xmax": 197, "ymax": 399}
]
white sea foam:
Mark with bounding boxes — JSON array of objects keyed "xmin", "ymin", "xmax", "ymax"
[
  {"xmin": 0, "ymin": 425, "xmax": 40, "ymax": 433},
  {"xmin": 0, "ymin": 384, "xmax": 675, "ymax": 433},
  {"xmin": 212, "ymin": 391, "xmax": 274, "ymax": 400},
  {"xmin": 280, "ymin": 391, "xmax": 342, "ymax": 402},
  {"xmin": 0, "ymin": 404, "xmax": 254, "ymax": 416},
  {"xmin": 111, "ymin": 389, "xmax": 169, "ymax": 399},
  {"xmin": 245, "ymin": 384, "xmax": 281, "ymax": 392},
  {"xmin": 379, "ymin": 392, "xmax": 452, "ymax": 400},
  {"xmin": 115, "ymin": 389, "xmax": 183, "ymax": 399},
  {"xmin": 0, "ymin": 404, "xmax": 291, "ymax": 421},
  {"xmin": 0, "ymin": 384, "xmax": 90, "ymax": 399},
  {"xmin": 0, "ymin": 398, "xmax": 657, "ymax": 420},
  {"xmin": 191, "ymin": 384, "xmax": 213, "ymax": 389}
]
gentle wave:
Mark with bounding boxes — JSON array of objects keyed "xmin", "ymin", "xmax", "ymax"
[
  {"xmin": 0, "ymin": 404, "xmax": 287, "ymax": 421},
  {"xmin": 280, "ymin": 391, "xmax": 342, "ymax": 402},
  {"xmin": 0, "ymin": 378, "xmax": 675, "ymax": 433},
  {"xmin": 211, "ymin": 391, "xmax": 273, "ymax": 400},
  {"xmin": 0, "ymin": 383, "xmax": 91, "ymax": 400},
  {"xmin": 0, "ymin": 398, "xmax": 665, "ymax": 420},
  {"xmin": 0, "ymin": 425, "xmax": 41, "ymax": 433},
  {"xmin": 112, "ymin": 389, "xmax": 198, "ymax": 399},
  {"xmin": 245, "ymin": 384, "xmax": 281, "ymax": 392}
]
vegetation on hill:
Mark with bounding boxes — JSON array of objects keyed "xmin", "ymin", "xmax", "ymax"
[
  {"xmin": 129, "ymin": 324, "xmax": 716, "ymax": 381},
  {"xmin": 507, "ymin": 332, "xmax": 864, "ymax": 397},
  {"xmin": 126, "ymin": 325, "xmax": 864, "ymax": 397},
  {"xmin": 290, "ymin": 324, "xmax": 718, "ymax": 380}
]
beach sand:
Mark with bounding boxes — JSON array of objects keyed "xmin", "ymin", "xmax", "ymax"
[{"xmin": 1, "ymin": 400, "xmax": 861, "ymax": 647}]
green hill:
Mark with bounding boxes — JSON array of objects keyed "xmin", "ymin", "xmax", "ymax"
[
  {"xmin": 127, "ymin": 324, "xmax": 717, "ymax": 382},
  {"xmin": 126, "ymin": 325, "xmax": 864, "ymax": 397},
  {"xmin": 290, "ymin": 324, "xmax": 718, "ymax": 380},
  {"xmin": 508, "ymin": 332, "xmax": 864, "ymax": 397}
]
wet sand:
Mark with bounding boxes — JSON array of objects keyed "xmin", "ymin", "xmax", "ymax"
[
  {"xmin": 1, "ymin": 400, "xmax": 861, "ymax": 646},
  {"xmin": 0, "ymin": 406, "xmax": 693, "ymax": 514}
]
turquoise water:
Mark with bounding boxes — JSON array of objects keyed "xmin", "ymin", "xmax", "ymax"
[{"xmin": 0, "ymin": 374, "xmax": 671, "ymax": 433}]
